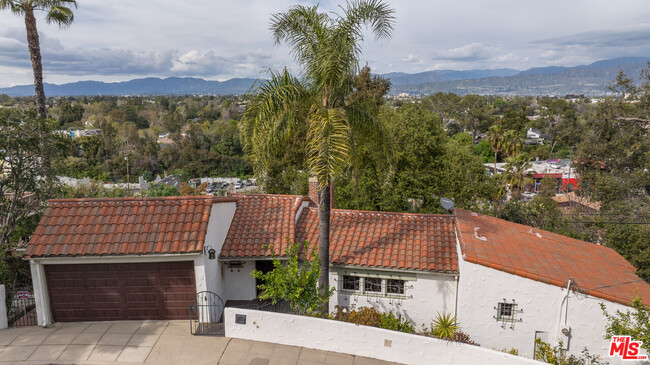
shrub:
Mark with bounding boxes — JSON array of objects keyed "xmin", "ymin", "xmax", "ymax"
[
  {"xmin": 431, "ymin": 312, "xmax": 459, "ymax": 339},
  {"xmin": 534, "ymin": 339, "xmax": 609, "ymax": 365},
  {"xmin": 332, "ymin": 306, "xmax": 415, "ymax": 334},
  {"xmin": 378, "ymin": 312, "xmax": 415, "ymax": 333},
  {"xmin": 451, "ymin": 330, "xmax": 475, "ymax": 345}
]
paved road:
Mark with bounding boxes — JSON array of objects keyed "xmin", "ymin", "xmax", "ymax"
[{"xmin": 0, "ymin": 321, "xmax": 401, "ymax": 365}]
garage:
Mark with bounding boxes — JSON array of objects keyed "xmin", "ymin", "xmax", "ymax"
[{"xmin": 45, "ymin": 261, "xmax": 196, "ymax": 322}]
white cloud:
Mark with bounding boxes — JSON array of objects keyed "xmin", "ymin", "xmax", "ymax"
[{"xmin": 1, "ymin": 0, "xmax": 650, "ymax": 86}]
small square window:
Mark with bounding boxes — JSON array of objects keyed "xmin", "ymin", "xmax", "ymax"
[
  {"xmin": 342, "ymin": 275, "xmax": 360, "ymax": 291},
  {"xmin": 364, "ymin": 278, "xmax": 382, "ymax": 293},
  {"xmin": 386, "ymin": 279, "xmax": 405, "ymax": 295},
  {"xmin": 497, "ymin": 302, "xmax": 516, "ymax": 321}
]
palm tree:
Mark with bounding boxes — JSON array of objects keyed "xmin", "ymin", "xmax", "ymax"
[
  {"xmin": 503, "ymin": 129, "xmax": 523, "ymax": 158},
  {"xmin": 487, "ymin": 124, "xmax": 504, "ymax": 173},
  {"xmin": 504, "ymin": 154, "xmax": 533, "ymax": 199},
  {"xmin": 242, "ymin": 1, "xmax": 395, "ymax": 310},
  {"xmin": 1, "ymin": 0, "xmax": 77, "ymax": 118}
]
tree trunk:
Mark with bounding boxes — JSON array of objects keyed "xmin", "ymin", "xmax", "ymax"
[
  {"xmin": 24, "ymin": 8, "xmax": 47, "ymax": 119},
  {"xmin": 318, "ymin": 182, "xmax": 330, "ymax": 313},
  {"xmin": 494, "ymin": 150, "xmax": 498, "ymax": 173}
]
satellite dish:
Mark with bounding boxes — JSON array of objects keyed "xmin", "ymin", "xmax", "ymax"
[{"xmin": 440, "ymin": 198, "xmax": 455, "ymax": 212}]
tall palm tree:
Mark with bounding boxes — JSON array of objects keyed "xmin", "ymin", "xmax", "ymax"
[
  {"xmin": 1, "ymin": 0, "xmax": 77, "ymax": 118},
  {"xmin": 487, "ymin": 124, "xmax": 504, "ymax": 173},
  {"xmin": 503, "ymin": 129, "xmax": 522, "ymax": 158},
  {"xmin": 242, "ymin": 1, "xmax": 395, "ymax": 310},
  {"xmin": 504, "ymin": 154, "xmax": 533, "ymax": 199}
]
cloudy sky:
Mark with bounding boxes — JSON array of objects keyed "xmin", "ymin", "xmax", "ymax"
[{"xmin": 1, "ymin": 0, "xmax": 649, "ymax": 87}]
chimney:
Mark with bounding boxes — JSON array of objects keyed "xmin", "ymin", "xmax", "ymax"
[{"xmin": 308, "ymin": 176, "xmax": 334, "ymax": 208}]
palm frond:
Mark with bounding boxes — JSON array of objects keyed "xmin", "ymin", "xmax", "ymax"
[
  {"xmin": 307, "ymin": 107, "xmax": 351, "ymax": 188},
  {"xmin": 242, "ymin": 68, "xmax": 310, "ymax": 174},
  {"xmin": 337, "ymin": 0, "xmax": 395, "ymax": 42},
  {"xmin": 46, "ymin": 4, "xmax": 74, "ymax": 26},
  {"xmin": 346, "ymin": 102, "xmax": 392, "ymax": 162}
]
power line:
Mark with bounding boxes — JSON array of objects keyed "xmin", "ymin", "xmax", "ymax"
[{"xmin": 586, "ymin": 279, "xmax": 649, "ymax": 291}]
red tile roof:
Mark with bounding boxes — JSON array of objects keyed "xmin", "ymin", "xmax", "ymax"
[
  {"xmin": 296, "ymin": 208, "xmax": 458, "ymax": 273},
  {"xmin": 220, "ymin": 194, "xmax": 308, "ymax": 258},
  {"xmin": 455, "ymin": 208, "xmax": 650, "ymax": 306},
  {"xmin": 25, "ymin": 196, "xmax": 233, "ymax": 258}
]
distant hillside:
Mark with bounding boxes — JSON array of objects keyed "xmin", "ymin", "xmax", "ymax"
[
  {"xmin": 1, "ymin": 57, "xmax": 648, "ymax": 96},
  {"xmin": 391, "ymin": 57, "xmax": 650, "ymax": 96},
  {"xmin": 383, "ymin": 69, "xmax": 520, "ymax": 86},
  {"xmin": 0, "ymin": 77, "xmax": 258, "ymax": 97}
]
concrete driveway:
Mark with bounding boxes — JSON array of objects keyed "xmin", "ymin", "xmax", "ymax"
[{"xmin": 0, "ymin": 321, "xmax": 401, "ymax": 365}]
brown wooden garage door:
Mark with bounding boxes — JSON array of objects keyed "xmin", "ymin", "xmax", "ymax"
[{"xmin": 45, "ymin": 261, "xmax": 196, "ymax": 322}]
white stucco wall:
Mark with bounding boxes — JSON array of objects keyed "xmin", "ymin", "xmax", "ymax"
[
  {"xmin": 224, "ymin": 308, "xmax": 540, "ymax": 365},
  {"xmin": 456, "ymin": 254, "xmax": 644, "ymax": 364},
  {"xmin": 196, "ymin": 201, "xmax": 236, "ymax": 302},
  {"xmin": 329, "ymin": 269, "xmax": 457, "ymax": 329},
  {"xmin": 223, "ymin": 260, "xmax": 257, "ymax": 301}
]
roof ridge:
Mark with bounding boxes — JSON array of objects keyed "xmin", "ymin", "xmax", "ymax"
[
  {"xmin": 231, "ymin": 193, "xmax": 309, "ymax": 199},
  {"xmin": 49, "ymin": 195, "xmax": 215, "ymax": 204},
  {"xmin": 305, "ymin": 206, "xmax": 454, "ymax": 219}
]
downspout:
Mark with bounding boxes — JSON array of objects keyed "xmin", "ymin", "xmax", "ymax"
[
  {"xmin": 557, "ymin": 277, "xmax": 573, "ymax": 346},
  {"xmin": 454, "ymin": 274, "xmax": 459, "ymax": 321}
]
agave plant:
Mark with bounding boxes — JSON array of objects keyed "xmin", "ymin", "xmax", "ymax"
[{"xmin": 431, "ymin": 312, "xmax": 459, "ymax": 339}]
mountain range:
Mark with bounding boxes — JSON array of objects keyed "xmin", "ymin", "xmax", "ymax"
[{"xmin": 1, "ymin": 57, "xmax": 648, "ymax": 97}]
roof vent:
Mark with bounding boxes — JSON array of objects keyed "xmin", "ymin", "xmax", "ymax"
[
  {"xmin": 470, "ymin": 212, "xmax": 478, "ymax": 217},
  {"xmin": 474, "ymin": 227, "xmax": 487, "ymax": 241},
  {"xmin": 529, "ymin": 227, "xmax": 542, "ymax": 238}
]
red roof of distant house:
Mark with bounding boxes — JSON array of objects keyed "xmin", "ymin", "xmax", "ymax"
[
  {"xmin": 296, "ymin": 207, "xmax": 458, "ymax": 273},
  {"xmin": 25, "ymin": 196, "xmax": 233, "ymax": 258},
  {"xmin": 455, "ymin": 208, "xmax": 650, "ymax": 306},
  {"xmin": 220, "ymin": 194, "xmax": 308, "ymax": 259}
]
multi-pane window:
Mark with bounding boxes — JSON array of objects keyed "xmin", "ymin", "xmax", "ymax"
[
  {"xmin": 364, "ymin": 278, "xmax": 382, "ymax": 293},
  {"xmin": 386, "ymin": 279, "xmax": 405, "ymax": 295},
  {"xmin": 497, "ymin": 302, "xmax": 516, "ymax": 322},
  {"xmin": 342, "ymin": 275, "xmax": 360, "ymax": 291},
  {"xmin": 339, "ymin": 274, "xmax": 409, "ymax": 297}
]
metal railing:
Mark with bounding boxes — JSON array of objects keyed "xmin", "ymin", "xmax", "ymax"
[{"xmin": 7, "ymin": 285, "xmax": 37, "ymax": 327}]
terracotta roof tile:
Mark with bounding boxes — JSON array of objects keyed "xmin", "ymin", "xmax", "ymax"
[
  {"xmin": 220, "ymin": 194, "xmax": 308, "ymax": 258},
  {"xmin": 455, "ymin": 208, "xmax": 650, "ymax": 307},
  {"xmin": 296, "ymin": 208, "xmax": 458, "ymax": 273},
  {"xmin": 25, "ymin": 196, "xmax": 229, "ymax": 258}
]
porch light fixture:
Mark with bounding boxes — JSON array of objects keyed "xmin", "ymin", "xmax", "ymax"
[{"xmin": 204, "ymin": 245, "xmax": 216, "ymax": 260}]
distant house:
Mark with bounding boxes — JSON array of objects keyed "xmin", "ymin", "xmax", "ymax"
[
  {"xmin": 25, "ymin": 185, "xmax": 649, "ymax": 364},
  {"xmin": 551, "ymin": 191, "xmax": 601, "ymax": 214},
  {"xmin": 526, "ymin": 128, "xmax": 544, "ymax": 139}
]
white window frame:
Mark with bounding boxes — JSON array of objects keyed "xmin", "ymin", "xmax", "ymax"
[{"xmin": 338, "ymin": 272, "xmax": 411, "ymax": 299}]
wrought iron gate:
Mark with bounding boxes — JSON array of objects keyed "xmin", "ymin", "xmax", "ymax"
[
  {"xmin": 189, "ymin": 291, "xmax": 225, "ymax": 336},
  {"xmin": 7, "ymin": 284, "xmax": 37, "ymax": 327}
]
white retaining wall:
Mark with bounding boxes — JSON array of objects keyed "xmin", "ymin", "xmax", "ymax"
[{"xmin": 224, "ymin": 307, "xmax": 540, "ymax": 365}]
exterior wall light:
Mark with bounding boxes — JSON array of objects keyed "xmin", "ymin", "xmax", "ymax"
[{"xmin": 204, "ymin": 245, "xmax": 216, "ymax": 260}]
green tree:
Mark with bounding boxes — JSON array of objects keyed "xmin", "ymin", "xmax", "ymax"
[
  {"xmin": 0, "ymin": 0, "xmax": 77, "ymax": 118},
  {"xmin": 601, "ymin": 297, "xmax": 650, "ymax": 353},
  {"xmin": 242, "ymin": 0, "xmax": 395, "ymax": 310},
  {"xmin": 503, "ymin": 153, "xmax": 533, "ymax": 199},
  {"xmin": 0, "ymin": 109, "xmax": 66, "ymax": 251},
  {"xmin": 251, "ymin": 240, "xmax": 332, "ymax": 314},
  {"xmin": 487, "ymin": 123, "xmax": 504, "ymax": 173}
]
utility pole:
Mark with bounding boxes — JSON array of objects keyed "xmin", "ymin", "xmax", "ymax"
[{"xmin": 125, "ymin": 156, "xmax": 130, "ymax": 189}]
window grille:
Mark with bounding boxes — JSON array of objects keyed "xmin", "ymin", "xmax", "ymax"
[
  {"xmin": 364, "ymin": 277, "xmax": 382, "ymax": 293},
  {"xmin": 386, "ymin": 279, "xmax": 405, "ymax": 295},
  {"xmin": 342, "ymin": 275, "xmax": 360, "ymax": 291}
]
